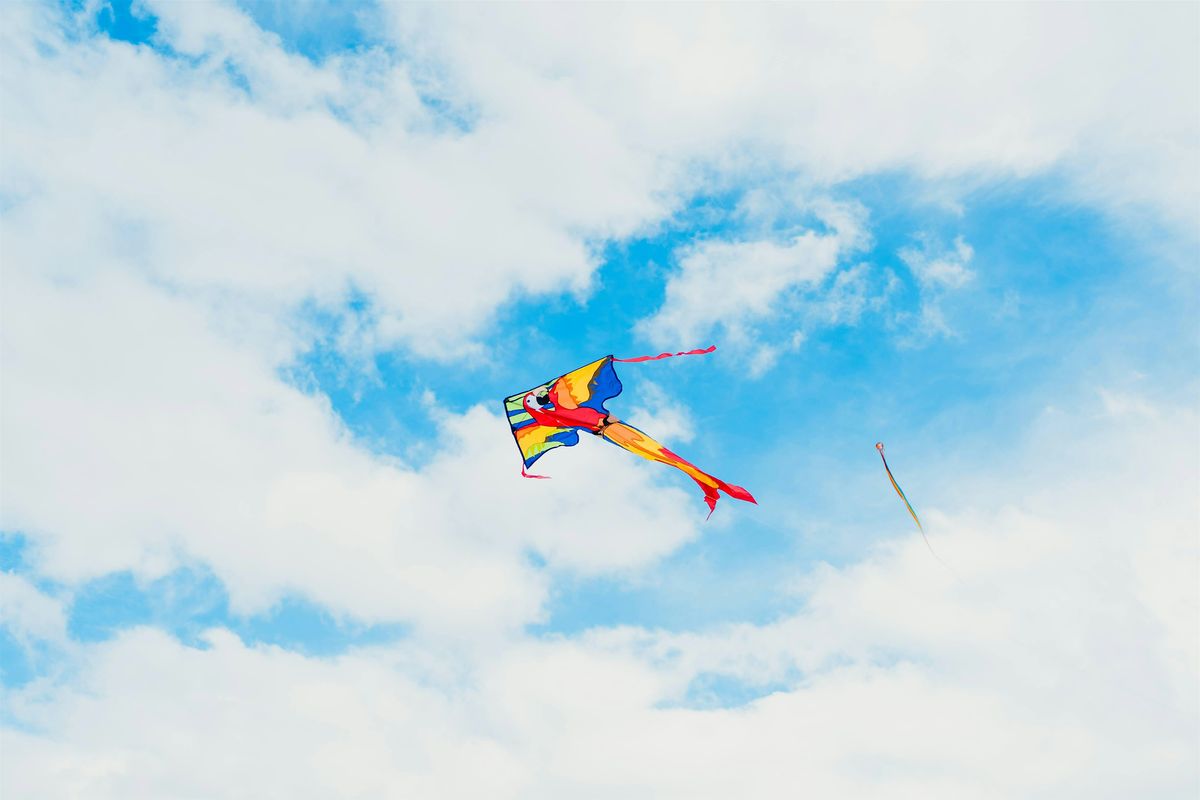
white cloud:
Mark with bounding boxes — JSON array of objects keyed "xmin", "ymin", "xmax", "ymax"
[
  {"xmin": 892, "ymin": 234, "xmax": 976, "ymax": 343},
  {"xmin": 746, "ymin": 344, "xmax": 782, "ymax": 379},
  {"xmin": 0, "ymin": 1, "xmax": 669, "ymax": 357},
  {"xmin": 638, "ymin": 199, "xmax": 868, "ymax": 347},
  {"xmin": 0, "ymin": 574, "xmax": 67, "ymax": 647},
  {"xmin": 806, "ymin": 262, "xmax": 879, "ymax": 326},
  {"xmin": 391, "ymin": 3, "xmax": 1199, "ymax": 228},
  {"xmin": 4, "ymin": 399, "xmax": 1195, "ymax": 798},
  {"xmin": 900, "ymin": 235, "xmax": 975, "ymax": 290},
  {"xmin": 383, "ymin": 2, "xmax": 1198, "ymax": 355},
  {"xmin": 624, "ymin": 381, "xmax": 696, "ymax": 444},
  {"xmin": 5, "ymin": 2, "xmax": 1196, "ymax": 362},
  {"xmin": 3, "ymin": 628, "xmax": 533, "ymax": 799}
]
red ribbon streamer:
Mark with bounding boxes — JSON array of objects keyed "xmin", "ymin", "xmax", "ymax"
[{"xmin": 613, "ymin": 345, "xmax": 717, "ymax": 363}]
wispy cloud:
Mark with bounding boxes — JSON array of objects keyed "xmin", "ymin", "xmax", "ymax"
[
  {"xmin": 893, "ymin": 233, "xmax": 976, "ymax": 344},
  {"xmin": 638, "ymin": 198, "xmax": 869, "ymax": 351},
  {"xmin": 0, "ymin": 574, "xmax": 67, "ymax": 647},
  {"xmin": 901, "ymin": 235, "xmax": 975, "ymax": 291}
]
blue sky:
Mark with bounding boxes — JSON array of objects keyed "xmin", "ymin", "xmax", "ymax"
[{"xmin": 2, "ymin": 2, "xmax": 1197, "ymax": 797}]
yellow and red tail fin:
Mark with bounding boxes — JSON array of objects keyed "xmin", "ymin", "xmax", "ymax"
[{"xmin": 601, "ymin": 421, "xmax": 755, "ymax": 517}]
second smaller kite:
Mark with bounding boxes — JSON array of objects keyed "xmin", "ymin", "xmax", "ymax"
[{"xmin": 876, "ymin": 441, "xmax": 947, "ymax": 565}]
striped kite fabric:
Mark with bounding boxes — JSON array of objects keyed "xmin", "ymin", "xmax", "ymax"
[{"xmin": 503, "ymin": 348, "xmax": 754, "ymax": 516}]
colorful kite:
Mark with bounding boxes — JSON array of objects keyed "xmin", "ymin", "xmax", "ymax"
[
  {"xmin": 504, "ymin": 347, "xmax": 756, "ymax": 516},
  {"xmin": 875, "ymin": 442, "xmax": 921, "ymax": 532},
  {"xmin": 876, "ymin": 441, "xmax": 945, "ymax": 564}
]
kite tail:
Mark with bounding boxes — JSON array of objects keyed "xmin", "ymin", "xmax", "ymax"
[
  {"xmin": 876, "ymin": 442, "xmax": 949, "ymax": 567},
  {"xmin": 876, "ymin": 442, "xmax": 922, "ymax": 532},
  {"xmin": 602, "ymin": 421, "xmax": 756, "ymax": 517},
  {"xmin": 613, "ymin": 345, "xmax": 716, "ymax": 363},
  {"xmin": 521, "ymin": 464, "xmax": 551, "ymax": 480}
]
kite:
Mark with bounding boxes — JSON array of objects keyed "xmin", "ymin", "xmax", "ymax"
[
  {"xmin": 876, "ymin": 442, "xmax": 921, "ymax": 533},
  {"xmin": 504, "ymin": 347, "xmax": 756, "ymax": 516},
  {"xmin": 876, "ymin": 441, "xmax": 945, "ymax": 565}
]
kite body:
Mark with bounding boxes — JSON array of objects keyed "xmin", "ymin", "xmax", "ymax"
[{"xmin": 504, "ymin": 350, "xmax": 755, "ymax": 515}]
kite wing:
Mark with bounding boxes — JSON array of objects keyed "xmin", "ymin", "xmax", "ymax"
[
  {"xmin": 504, "ymin": 356, "xmax": 623, "ymax": 471},
  {"xmin": 504, "ymin": 391, "xmax": 579, "ymax": 474},
  {"xmin": 547, "ymin": 355, "xmax": 623, "ymax": 413}
]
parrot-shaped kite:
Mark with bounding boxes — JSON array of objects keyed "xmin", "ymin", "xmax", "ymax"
[{"xmin": 503, "ymin": 347, "xmax": 755, "ymax": 516}]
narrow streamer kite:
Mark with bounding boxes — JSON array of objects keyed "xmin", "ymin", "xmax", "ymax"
[
  {"xmin": 504, "ymin": 347, "xmax": 756, "ymax": 516},
  {"xmin": 876, "ymin": 441, "xmax": 944, "ymax": 563}
]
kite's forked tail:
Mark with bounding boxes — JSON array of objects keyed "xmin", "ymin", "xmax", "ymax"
[{"xmin": 601, "ymin": 421, "xmax": 755, "ymax": 517}]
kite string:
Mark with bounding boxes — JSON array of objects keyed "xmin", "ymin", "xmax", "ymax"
[{"xmin": 613, "ymin": 345, "xmax": 716, "ymax": 363}]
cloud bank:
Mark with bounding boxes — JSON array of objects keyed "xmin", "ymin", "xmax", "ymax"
[{"xmin": 5, "ymin": 399, "xmax": 1195, "ymax": 798}]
